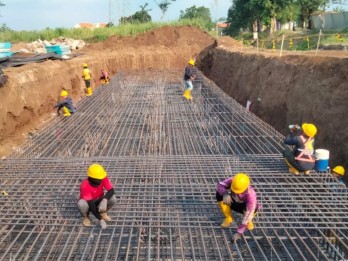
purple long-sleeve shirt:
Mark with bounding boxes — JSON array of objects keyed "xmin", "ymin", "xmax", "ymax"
[{"xmin": 217, "ymin": 177, "xmax": 259, "ymax": 233}]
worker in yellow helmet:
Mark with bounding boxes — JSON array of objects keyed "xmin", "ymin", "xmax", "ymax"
[
  {"xmin": 283, "ymin": 123, "xmax": 317, "ymax": 175},
  {"xmin": 82, "ymin": 63, "xmax": 93, "ymax": 96},
  {"xmin": 77, "ymin": 164, "xmax": 116, "ymax": 229},
  {"xmin": 331, "ymin": 166, "xmax": 346, "ymax": 192},
  {"xmin": 53, "ymin": 90, "xmax": 76, "ymax": 117},
  {"xmin": 216, "ymin": 173, "xmax": 261, "ymax": 242},
  {"xmin": 183, "ymin": 59, "xmax": 196, "ymax": 100}
]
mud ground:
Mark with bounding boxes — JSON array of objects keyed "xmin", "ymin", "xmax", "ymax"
[{"xmin": 1, "ymin": 26, "xmax": 347, "ymax": 184}]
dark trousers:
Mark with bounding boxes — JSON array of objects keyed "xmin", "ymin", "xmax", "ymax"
[
  {"xmin": 85, "ymin": 79, "xmax": 91, "ymax": 87},
  {"xmin": 282, "ymin": 148, "xmax": 314, "ymax": 171},
  {"xmin": 216, "ymin": 191, "xmax": 247, "ymax": 214}
]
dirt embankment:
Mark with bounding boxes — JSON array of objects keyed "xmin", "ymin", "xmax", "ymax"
[
  {"xmin": 0, "ymin": 26, "xmax": 214, "ymax": 157},
  {"xmin": 198, "ymin": 42, "xmax": 348, "ymax": 182}
]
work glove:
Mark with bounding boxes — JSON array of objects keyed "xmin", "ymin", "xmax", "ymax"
[
  {"xmin": 237, "ymin": 224, "xmax": 247, "ymax": 234},
  {"xmin": 99, "ymin": 219, "xmax": 107, "ymax": 229},
  {"xmin": 233, "ymin": 233, "xmax": 242, "ymax": 243},
  {"xmin": 98, "ymin": 198, "xmax": 108, "ymax": 213},
  {"xmin": 222, "ymin": 191, "xmax": 232, "ymax": 205}
]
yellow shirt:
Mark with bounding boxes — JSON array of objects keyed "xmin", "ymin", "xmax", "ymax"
[{"xmin": 82, "ymin": 68, "xmax": 91, "ymax": 80}]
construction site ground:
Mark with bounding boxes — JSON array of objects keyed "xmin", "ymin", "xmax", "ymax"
[{"xmin": 0, "ymin": 26, "xmax": 347, "ymax": 259}]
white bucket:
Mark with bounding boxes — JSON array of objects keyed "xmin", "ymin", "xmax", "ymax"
[
  {"xmin": 315, "ymin": 149, "xmax": 330, "ymax": 160},
  {"xmin": 315, "ymin": 149, "xmax": 330, "ymax": 172}
]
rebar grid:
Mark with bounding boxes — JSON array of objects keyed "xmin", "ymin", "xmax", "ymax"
[
  {"xmin": 11, "ymin": 70, "xmax": 283, "ymax": 159},
  {"xmin": 1, "ymin": 69, "xmax": 347, "ymax": 260}
]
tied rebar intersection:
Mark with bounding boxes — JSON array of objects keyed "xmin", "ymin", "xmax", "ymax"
[{"xmin": 0, "ymin": 69, "xmax": 347, "ymax": 260}]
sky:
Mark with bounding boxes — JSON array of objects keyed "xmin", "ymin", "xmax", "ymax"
[{"xmin": 1, "ymin": 0, "xmax": 232, "ymax": 31}]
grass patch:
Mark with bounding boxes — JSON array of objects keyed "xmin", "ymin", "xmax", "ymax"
[{"xmin": 0, "ymin": 19, "xmax": 213, "ymax": 44}]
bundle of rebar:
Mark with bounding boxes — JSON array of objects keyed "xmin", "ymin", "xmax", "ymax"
[{"xmin": 0, "ymin": 69, "xmax": 347, "ymax": 260}]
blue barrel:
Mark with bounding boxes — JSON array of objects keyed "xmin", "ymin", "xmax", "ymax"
[{"xmin": 315, "ymin": 149, "xmax": 329, "ymax": 172}]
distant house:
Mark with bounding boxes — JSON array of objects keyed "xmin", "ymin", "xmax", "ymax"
[
  {"xmin": 217, "ymin": 22, "xmax": 230, "ymax": 36},
  {"xmin": 74, "ymin": 23, "xmax": 107, "ymax": 29}
]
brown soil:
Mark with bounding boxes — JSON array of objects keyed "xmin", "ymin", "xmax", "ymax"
[
  {"xmin": 1, "ymin": 26, "xmax": 347, "ymax": 185},
  {"xmin": 0, "ymin": 26, "xmax": 214, "ymax": 157},
  {"xmin": 198, "ymin": 40, "xmax": 348, "ymax": 183}
]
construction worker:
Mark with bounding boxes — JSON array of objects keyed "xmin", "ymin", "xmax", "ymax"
[
  {"xmin": 77, "ymin": 164, "xmax": 116, "ymax": 229},
  {"xmin": 216, "ymin": 173, "xmax": 261, "ymax": 241},
  {"xmin": 99, "ymin": 69, "xmax": 110, "ymax": 85},
  {"xmin": 183, "ymin": 59, "xmax": 195, "ymax": 100},
  {"xmin": 82, "ymin": 63, "xmax": 93, "ymax": 96},
  {"xmin": 331, "ymin": 166, "xmax": 346, "ymax": 191},
  {"xmin": 53, "ymin": 90, "xmax": 76, "ymax": 117},
  {"xmin": 283, "ymin": 123, "xmax": 317, "ymax": 175}
]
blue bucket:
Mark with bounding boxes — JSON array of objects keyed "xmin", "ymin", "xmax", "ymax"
[{"xmin": 315, "ymin": 149, "xmax": 329, "ymax": 172}]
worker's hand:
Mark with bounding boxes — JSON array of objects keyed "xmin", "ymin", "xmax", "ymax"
[
  {"xmin": 223, "ymin": 192, "xmax": 232, "ymax": 205},
  {"xmin": 99, "ymin": 219, "xmax": 107, "ymax": 229},
  {"xmin": 98, "ymin": 198, "xmax": 107, "ymax": 213},
  {"xmin": 233, "ymin": 233, "xmax": 242, "ymax": 243},
  {"xmin": 290, "ymin": 124, "xmax": 299, "ymax": 133}
]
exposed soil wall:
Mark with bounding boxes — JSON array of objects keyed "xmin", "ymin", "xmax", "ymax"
[
  {"xmin": 198, "ymin": 43, "xmax": 348, "ymax": 182},
  {"xmin": 2, "ymin": 26, "xmax": 348, "ymax": 185},
  {"xmin": 0, "ymin": 26, "xmax": 214, "ymax": 157}
]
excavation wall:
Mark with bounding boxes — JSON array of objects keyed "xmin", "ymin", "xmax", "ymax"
[
  {"xmin": 198, "ymin": 44, "xmax": 348, "ymax": 181},
  {"xmin": 1, "ymin": 26, "xmax": 347, "ymax": 184},
  {"xmin": 0, "ymin": 26, "xmax": 214, "ymax": 156}
]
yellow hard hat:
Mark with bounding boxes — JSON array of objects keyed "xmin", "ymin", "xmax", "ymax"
[
  {"xmin": 332, "ymin": 165, "xmax": 345, "ymax": 176},
  {"xmin": 231, "ymin": 173, "xmax": 250, "ymax": 194},
  {"xmin": 188, "ymin": 59, "xmax": 195, "ymax": 65},
  {"xmin": 83, "ymin": 63, "xmax": 88, "ymax": 67},
  {"xmin": 60, "ymin": 90, "xmax": 68, "ymax": 97},
  {"xmin": 87, "ymin": 164, "xmax": 107, "ymax": 179},
  {"xmin": 302, "ymin": 123, "xmax": 317, "ymax": 138}
]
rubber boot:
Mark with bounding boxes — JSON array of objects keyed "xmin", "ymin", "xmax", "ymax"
[
  {"xmin": 218, "ymin": 201, "xmax": 233, "ymax": 228},
  {"xmin": 62, "ymin": 106, "xmax": 71, "ymax": 117},
  {"xmin": 82, "ymin": 214, "xmax": 92, "ymax": 227},
  {"xmin": 100, "ymin": 212, "xmax": 112, "ymax": 221},
  {"xmin": 183, "ymin": 89, "xmax": 191, "ymax": 100},
  {"xmin": 188, "ymin": 90, "xmax": 192, "ymax": 100},
  {"xmin": 284, "ymin": 159, "xmax": 292, "ymax": 168},
  {"xmin": 289, "ymin": 166, "xmax": 299, "ymax": 175},
  {"xmin": 86, "ymin": 87, "xmax": 93, "ymax": 97},
  {"xmin": 247, "ymin": 221, "xmax": 254, "ymax": 230},
  {"xmin": 285, "ymin": 159, "xmax": 300, "ymax": 175}
]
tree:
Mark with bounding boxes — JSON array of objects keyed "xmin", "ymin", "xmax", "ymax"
[
  {"xmin": 0, "ymin": 1, "xmax": 5, "ymax": 17},
  {"xmin": 0, "ymin": 23, "xmax": 10, "ymax": 32},
  {"xmin": 179, "ymin": 5, "xmax": 213, "ymax": 28},
  {"xmin": 296, "ymin": 0, "xmax": 327, "ymax": 29},
  {"xmin": 225, "ymin": 0, "xmax": 296, "ymax": 36},
  {"xmin": 119, "ymin": 3, "xmax": 152, "ymax": 24},
  {"xmin": 153, "ymin": 0, "xmax": 176, "ymax": 19},
  {"xmin": 225, "ymin": 0, "xmax": 267, "ymax": 36},
  {"xmin": 179, "ymin": 5, "xmax": 212, "ymax": 22}
]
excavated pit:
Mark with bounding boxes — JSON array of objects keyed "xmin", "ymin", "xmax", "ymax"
[{"xmin": 0, "ymin": 26, "xmax": 347, "ymax": 259}]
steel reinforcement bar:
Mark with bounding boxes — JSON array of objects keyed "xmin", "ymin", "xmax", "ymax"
[{"xmin": 1, "ymin": 69, "xmax": 347, "ymax": 260}]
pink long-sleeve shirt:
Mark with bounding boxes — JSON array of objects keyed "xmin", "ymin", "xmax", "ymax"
[{"xmin": 217, "ymin": 177, "xmax": 259, "ymax": 233}]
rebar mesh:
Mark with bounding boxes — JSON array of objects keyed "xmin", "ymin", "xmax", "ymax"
[{"xmin": 0, "ymin": 69, "xmax": 347, "ymax": 260}]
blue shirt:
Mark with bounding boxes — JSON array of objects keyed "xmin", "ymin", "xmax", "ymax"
[{"xmin": 54, "ymin": 97, "xmax": 76, "ymax": 113}]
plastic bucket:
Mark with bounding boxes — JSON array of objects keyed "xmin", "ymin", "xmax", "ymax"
[{"xmin": 315, "ymin": 149, "xmax": 329, "ymax": 172}]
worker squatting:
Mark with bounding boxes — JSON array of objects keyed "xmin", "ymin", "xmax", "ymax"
[
  {"xmin": 54, "ymin": 63, "xmax": 109, "ymax": 117},
  {"xmin": 54, "ymin": 60, "xmax": 346, "ymax": 242}
]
